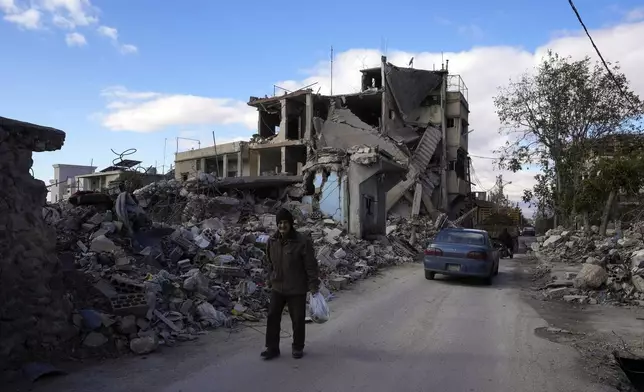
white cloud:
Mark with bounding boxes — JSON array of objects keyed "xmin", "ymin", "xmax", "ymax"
[
  {"xmin": 0, "ymin": 0, "xmax": 18, "ymax": 13},
  {"xmin": 65, "ymin": 31, "xmax": 85, "ymax": 46},
  {"xmin": 1, "ymin": 0, "xmax": 135, "ymax": 51},
  {"xmin": 96, "ymin": 25, "xmax": 137, "ymax": 55},
  {"xmin": 97, "ymin": 25, "xmax": 117, "ymax": 40},
  {"xmin": 119, "ymin": 44, "xmax": 137, "ymax": 54},
  {"xmin": 3, "ymin": 8, "xmax": 41, "ymax": 29},
  {"xmin": 98, "ymin": 86, "xmax": 257, "ymax": 133},
  {"xmin": 40, "ymin": 0, "xmax": 98, "ymax": 27}
]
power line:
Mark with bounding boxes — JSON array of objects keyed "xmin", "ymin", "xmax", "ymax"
[
  {"xmin": 470, "ymin": 154, "xmax": 498, "ymax": 160},
  {"xmin": 567, "ymin": 0, "xmax": 640, "ymax": 112},
  {"xmin": 469, "ymin": 162, "xmax": 496, "ymax": 193}
]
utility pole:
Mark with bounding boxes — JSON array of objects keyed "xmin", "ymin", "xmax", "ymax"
[
  {"xmin": 162, "ymin": 138, "xmax": 167, "ymax": 175},
  {"xmin": 440, "ymin": 69, "xmax": 448, "ymax": 211},
  {"xmin": 497, "ymin": 175, "xmax": 504, "ymax": 199},
  {"xmin": 330, "ymin": 46, "xmax": 334, "ymax": 95}
]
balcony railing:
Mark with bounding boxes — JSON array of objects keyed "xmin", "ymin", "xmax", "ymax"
[{"xmin": 447, "ymin": 75, "xmax": 468, "ymax": 102}]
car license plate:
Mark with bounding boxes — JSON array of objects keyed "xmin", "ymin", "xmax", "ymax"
[{"xmin": 447, "ymin": 264, "xmax": 461, "ymax": 272}]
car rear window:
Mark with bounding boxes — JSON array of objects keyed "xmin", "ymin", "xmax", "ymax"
[{"xmin": 435, "ymin": 231, "xmax": 486, "ymax": 245}]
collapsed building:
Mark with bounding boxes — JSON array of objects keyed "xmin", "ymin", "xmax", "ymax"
[
  {"xmin": 247, "ymin": 56, "xmax": 472, "ymax": 238},
  {"xmin": 177, "ymin": 57, "xmax": 472, "ymax": 239}
]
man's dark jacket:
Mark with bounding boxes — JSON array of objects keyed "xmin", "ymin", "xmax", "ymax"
[
  {"xmin": 266, "ymin": 230, "xmax": 320, "ymax": 295},
  {"xmin": 499, "ymin": 230, "xmax": 514, "ymax": 249}
]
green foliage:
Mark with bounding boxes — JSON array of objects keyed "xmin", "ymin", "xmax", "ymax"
[
  {"xmin": 577, "ymin": 151, "xmax": 644, "ymax": 214},
  {"xmin": 494, "ymin": 50, "xmax": 643, "ymax": 223}
]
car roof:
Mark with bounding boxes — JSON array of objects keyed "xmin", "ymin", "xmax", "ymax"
[{"xmin": 438, "ymin": 228, "xmax": 487, "ymax": 234}]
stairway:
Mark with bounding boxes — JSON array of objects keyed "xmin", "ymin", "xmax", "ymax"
[{"xmin": 386, "ymin": 127, "xmax": 442, "ymax": 211}]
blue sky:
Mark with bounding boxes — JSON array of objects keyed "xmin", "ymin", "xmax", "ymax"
[{"xmin": 1, "ymin": 0, "xmax": 643, "ymax": 212}]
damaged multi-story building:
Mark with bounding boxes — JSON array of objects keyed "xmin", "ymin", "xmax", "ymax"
[
  {"xmin": 177, "ymin": 56, "xmax": 472, "ymax": 239},
  {"xmin": 245, "ymin": 56, "xmax": 472, "ymax": 238}
]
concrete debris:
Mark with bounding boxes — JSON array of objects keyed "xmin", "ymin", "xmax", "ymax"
[
  {"xmin": 129, "ymin": 336, "xmax": 158, "ymax": 355},
  {"xmin": 83, "ymin": 332, "xmax": 108, "ymax": 348},
  {"xmin": 535, "ymin": 223, "xmax": 644, "ymax": 306},
  {"xmin": 33, "ymin": 174, "xmax": 431, "ymax": 364},
  {"xmin": 574, "ymin": 264, "xmax": 608, "ymax": 290}
]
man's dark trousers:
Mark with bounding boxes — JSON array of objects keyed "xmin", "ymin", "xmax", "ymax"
[{"xmin": 266, "ymin": 290, "xmax": 307, "ymax": 351}]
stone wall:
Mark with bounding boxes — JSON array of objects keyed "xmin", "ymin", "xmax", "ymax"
[{"xmin": 0, "ymin": 116, "xmax": 73, "ymax": 370}]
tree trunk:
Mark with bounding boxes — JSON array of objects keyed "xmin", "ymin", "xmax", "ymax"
[
  {"xmin": 583, "ymin": 211, "xmax": 590, "ymax": 233},
  {"xmin": 599, "ymin": 190, "xmax": 617, "ymax": 236},
  {"xmin": 554, "ymin": 166, "xmax": 562, "ymax": 227}
]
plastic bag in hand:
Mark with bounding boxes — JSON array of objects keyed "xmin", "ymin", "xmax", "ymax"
[{"xmin": 309, "ymin": 292, "xmax": 330, "ymax": 324}]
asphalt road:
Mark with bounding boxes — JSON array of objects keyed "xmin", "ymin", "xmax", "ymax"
[{"xmin": 28, "ymin": 256, "xmax": 612, "ymax": 392}]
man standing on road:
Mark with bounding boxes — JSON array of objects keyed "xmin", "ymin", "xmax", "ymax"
[{"xmin": 262, "ymin": 208, "xmax": 320, "ymax": 360}]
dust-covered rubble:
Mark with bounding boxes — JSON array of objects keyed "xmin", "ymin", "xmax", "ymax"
[
  {"xmin": 39, "ymin": 175, "xmax": 436, "ymax": 361},
  {"xmin": 532, "ymin": 223, "xmax": 644, "ymax": 306}
]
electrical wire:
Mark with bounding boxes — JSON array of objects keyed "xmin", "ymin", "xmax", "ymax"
[
  {"xmin": 469, "ymin": 154, "xmax": 498, "ymax": 160},
  {"xmin": 111, "ymin": 148, "xmax": 149, "ymax": 174},
  {"xmin": 567, "ymin": 0, "xmax": 640, "ymax": 112},
  {"xmin": 470, "ymin": 162, "xmax": 496, "ymax": 193}
]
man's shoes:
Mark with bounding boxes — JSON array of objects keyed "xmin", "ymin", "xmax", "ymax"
[
  {"xmin": 292, "ymin": 349, "xmax": 304, "ymax": 359},
  {"xmin": 261, "ymin": 349, "xmax": 280, "ymax": 360}
]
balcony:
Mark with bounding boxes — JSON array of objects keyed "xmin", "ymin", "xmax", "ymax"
[{"xmin": 447, "ymin": 75, "xmax": 468, "ymax": 102}]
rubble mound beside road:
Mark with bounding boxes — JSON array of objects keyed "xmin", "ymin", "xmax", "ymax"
[
  {"xmin": 39, "ymin": 175, "xmax": 435, "ymax": 364},
  {"xmin": 532, "ymin": 223, "xmax": 644, "ymax": 306}
]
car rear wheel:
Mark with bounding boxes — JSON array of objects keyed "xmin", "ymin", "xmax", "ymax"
[
  {"xmin": 494, "ymin": 263, "xmax": 499, "ymax": 276},
  {"xmin": 425, "ymin": 271, "xmax": 435, "ymax": 280},
  {"xmin": 483, "ymin": 275, "xmax": 493, "ymax": 285}
]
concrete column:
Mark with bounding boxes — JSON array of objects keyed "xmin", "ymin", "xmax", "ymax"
[
  {"xmin": 200, "ymin": 158, "xmax": 206, "ymax": 174},
  {"xmin": 277, "ymin": 99, "xmax": 287, "ymax": 142},
  {"xmin": 237, "ymin": 151, "xmax": 242, "ymax": 177},
  {"xmin": 257, "ymin": 152, "xmax": 262, "ymax": 176},
  {"xmin": 411, "ymin": 183, "xmax": 423, "ymax": 217},
  {"xmin": 304, "ymin": 93, "xmax": 313, "ymax": 141},
  {"xmin": 281, "ymin": 146, "xmax": 287, "ymax": 174},
  {"xmin": 380, "ymin": 55, "xmax": 388, "ymax": 135},
  {"xmin": 222, "ymin": 154, "xmax": 228, "ymax": 178}
]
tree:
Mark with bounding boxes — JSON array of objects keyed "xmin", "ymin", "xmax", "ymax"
[
  {"xmin": 494, "ymin": 51, "xmax": 642, "ymax": 227},
  {"xmin": 488, "ymin": 186, "xmax": 511, "ymax": 208},
  {"xmin": 577, "ymin": 141, "xmax": 644, "ymax": 235}
]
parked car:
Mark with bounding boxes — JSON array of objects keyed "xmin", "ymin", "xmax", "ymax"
[
  {"xmin": 521, "ymin": 226, "xmax": 536, "ymax": 236},
  {"xmin": 423, "ymin": 228, "xmax": 500, "ymax": 285}
]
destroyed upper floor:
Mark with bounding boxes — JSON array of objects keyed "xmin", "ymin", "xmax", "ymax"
[{"xmin": 246, "ymin": 60, "xmax": 470, "ymax": 145}]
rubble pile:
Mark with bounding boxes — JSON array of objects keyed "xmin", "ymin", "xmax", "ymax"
[
  {"xmin": 533, "ymin": 224, "xmax": 644, "ymax": 306},
  {"xmin": 42, "ymin": 177, "xmax": 421, "ymax": 358},
  {"xmin": 386, "ymin": 215, "xmax": 439, "ymax": 250}
]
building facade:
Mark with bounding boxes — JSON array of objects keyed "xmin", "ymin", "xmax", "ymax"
[
  {"xmin": 175, "ymin": 141, "xmax": 249, "ymax": 181},
  {"xmin": 49, "ymin": 164, "xmax": 96, "ymax": 202}
]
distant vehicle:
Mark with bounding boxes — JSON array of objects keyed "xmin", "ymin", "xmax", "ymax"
[
  {"xmin": 423, "ymin": 228, "xmax": 500, "ymax": 285},
  {"xmin": 521, "ymin": 227, "xmax": 536, "ymax": 236}
]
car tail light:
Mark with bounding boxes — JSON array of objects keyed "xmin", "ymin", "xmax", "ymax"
[
  {"xmin": 467, "ymin": 251, "xmax": 487, "ymax": 260},
  {"xmin": 425, "ymin": 248, "xmax": 443, "ymax": 256}
]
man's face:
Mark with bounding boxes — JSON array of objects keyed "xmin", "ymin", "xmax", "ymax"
[{"xmin": 278, "ymin": 220, "xmax": 291, "ymax": 235}]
